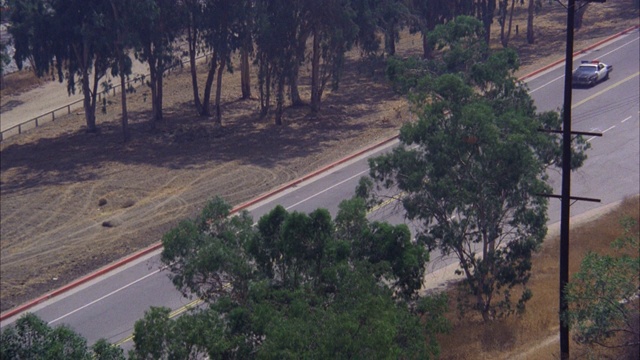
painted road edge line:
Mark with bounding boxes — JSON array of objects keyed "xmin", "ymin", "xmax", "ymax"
[{"xmin": 2, "ymin": 26, "xmax": 638, "ymax": 322}]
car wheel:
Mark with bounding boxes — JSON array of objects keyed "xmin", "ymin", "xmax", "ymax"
[{"xmin": 605, "ymin": 71, "xmax": 610, "ymax": 80}]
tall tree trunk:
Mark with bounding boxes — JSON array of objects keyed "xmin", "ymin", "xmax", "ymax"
[
  {"xmin": 527, "ymin": 0, "xmax": 535, "ymax": 44},
  {"xmin": 79, "ymin": 42, "xmax": 97, "ymax": 133},
  {"xmin": 275, "ymin": 76, "xmax": 284, "ymax": 125},
  {"xmin": 187, "ymin": 25, "xmax": 203, "ymax": 114},
  {"xmin": 501, "ymin": 0, "xmax": 516, "ymax": 48},
  {"xmin": 147, "ymin": 50, "xmax": 158, "ymax": 129},
  {"xmin": 261, "ymin": 66, "xmax": 271, "ymax": 117},
  {"xmin": 574, "ymin": 2, "xmax": 588, "ymax": 30},
  {"xmin": 421, "ymin": 33, "xmax": 432, "ymax": 59},
  {"xmin": 91, "ymin": 64, "xmax": 100, "ymax": 123},
  {"xmin": 481, "ymin": 0, "xmax": 496, "ymax": 45},
  {"xmin": 214, "ymin": 58, "xmax": 225, "ymax": 125},
  {"xmin": 310, "ymin": 29, "xmax": 321, "ymax": 113},
  {"xmin": 119, "ymin": 71, "xmax": 129, "ymax": 141},
  {"xmin": 385, "ymin": 27, "xmax": 396, "ymax": 56},
  {"xmin": 110, "ymin": 0, "xmax": 129, "ymax": 142},
  {"xmin": 81, "ymin": 68, "xmax": 97, "ymax": 133},
  {"xmin": 499, "ymin": 0, "xmax": 507, "ymax": 47},
  {"xmin": 157, "ymin": 66, "xmax": 163, "ymax": 122},
  {"xmin": 258, "ymin": 56, "xmax": 271, "ymax": 117},
  {"xmin": 201, "ymin": 56, "xmax": 217, "ymax": 117},
  {"xmin": 240, "ymin": 46, "xmax": 251, "ymax": 99},
  {"xmin": 289, "ymin": 69, "xmax": 303, "ymax": 106}
]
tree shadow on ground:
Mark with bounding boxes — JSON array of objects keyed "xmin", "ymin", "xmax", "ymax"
[{"xmin": 0, "ymin": 57, "xmax": 402, "ymax": 194}]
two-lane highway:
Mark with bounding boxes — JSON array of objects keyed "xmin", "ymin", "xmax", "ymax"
[{"xmin": 1, "ymin": 29, "xmax": 638, "ymax": 352}]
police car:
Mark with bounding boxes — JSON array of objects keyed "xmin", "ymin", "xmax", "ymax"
[{"xmin": 572, "ymin": 60, "xmax": 613, "ymax": 87}]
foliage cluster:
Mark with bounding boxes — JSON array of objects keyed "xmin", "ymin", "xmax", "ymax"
[
  {"xmin": 565, "ymin": 217, "xmax": 640, "ymax": 351},
  {"xmin": 146, "ymin": 195, "xmax": 448, "ymax": 359},
  {"xmin": 372, "ymin": 16, "xmax": 589, "ymax": 321},
  {"xmin": 7, "ymin": 0, "xmax": 551, "ymax": 140},
  {"xmin": 0, "ymin": 314, "xmax": 125, "ymax": 360}
]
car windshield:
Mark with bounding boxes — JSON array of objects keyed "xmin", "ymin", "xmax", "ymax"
[{"xmin": 575, "ymin": 66, "xmax": 597, "ymax": 74}]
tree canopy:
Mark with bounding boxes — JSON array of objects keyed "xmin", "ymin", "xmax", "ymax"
[
  {"xmin": 0, "ymin": 313, "xmax": 125, "ymax": 360},
  {"xmin": 564, "ymin": 217, "xmax": 640, "ymax": 350},
  {"xmin": 151, "ymin": 195, "xmax": 448, "ymax": 358},
  {"xmin": 371, "ymin": 16, "xmax": 589, "ymax": 321}
]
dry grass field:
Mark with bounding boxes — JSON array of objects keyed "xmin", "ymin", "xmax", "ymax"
[{"xmin": 436, "ymin": 196, "xmax": 639, "ymax": 359}]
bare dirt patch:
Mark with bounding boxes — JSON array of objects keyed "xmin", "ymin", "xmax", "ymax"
[{"xmin": 1, "ymin": 2, "xmax": 637, "ymax": 313}]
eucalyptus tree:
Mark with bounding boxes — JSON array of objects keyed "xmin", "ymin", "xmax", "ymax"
[
  {"xmin": 351, "ymin": 0, "xmax": 382, "ymax": 55},
  {"xmin": 409, "ymin": 0, "xmax": 452, "ymax": 59},
  {"xmin": 154, "ymin": 195, "xmax": 447, "ymax": 358},
  {"xmin": 371, "ymin": 16, "xmax": 589, "ymax": 321},
  {"xmin": 377, "ymin": 0, "xmax": 411, "ymax": 56},
  {"xmin": 204, "ymin": 0, "xmax": 247, "ymax": 124},
  {"xmin": 0, "ymin": 313, "xmax": 125, "ymax": 360},
  {"xmin": 182, "ymin": 0, "xmax": 248, "ymax": 123},
  {"xmin": 472, "ymin": 0, "xmax": 497, "ymax": 44},
  {"xmin": 108, "ymin": 0, "xmax": 134, "ymax": 142},
  {"xmin": 253, "ymin": 0, "xmax": 299, "ymax": 124},
  {"xmin": 10, "ymin": 0, "xmax": 116, "ymax": 133},
  {"xmin": 564, "ymin": 217, "xmax": 640, "ymax": 351},
  {"xmin": 307, "ymin": 0, "xmax": 359, "ymax": 112},
  {"xmin": 182, "ymin": 0, "xmax": 208, "ymax": 116},
  {"xmin": 129, "ymin": 0, "xmax": 182, "ymax": 125},
  {"xmin": 349, "ymin": 0, "xmax": 411, "ymax": 57}
]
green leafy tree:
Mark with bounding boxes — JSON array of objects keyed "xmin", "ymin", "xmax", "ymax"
[
  {"xmin": 158, "ymin": 196, "xmax": 447, "ymax": 357},
  {"xmin": 427, "ymin": 15, "xmax": 488, "ymax": 75},
  {"xmin": 307, "ymin": 0, "xmax": 359, "ymax": 113},
  {"xmin": 564, "ymin": 217, "xmax": 640, "ymax": 350},
  {"xmin": 0, "ymin": 37, "xmax": 11, "ymax": 76},
  {"xmin": 0, "ymin": 313, "xmax": 124, "ymax": 360},
  {"xmin": 182, "ymin": 0, "xmax": 248, "ymax": 123},
  {"xmin": 9, "ymin": 0, "xmax": 116, "ymax": 133},
  {"xmin": 108, "ymin": 0, "xmax": 134, "ymax": 142},
  {"xmin": 129, "ymin": 0, "xmax": 181, "ymax": 125},
  {"xmin": 161, "ymin": 197, "xmax": 255, "ymax": 304},
  {"xmin": 408, "ymin": 0, "xmax": 460, "ymax": 59},
  {"xmin": 253, "ymin": 0, "xmax": 299, "ymax": 124},
  {"xmin": 92, "ymin": 339, "xmax": 126, "ymax": 360},
  {"xmin": 130, "ymin": 306, "xmax": 230, "ymax": 359},
  {"xmin": 370, "ymin": 17, "xmax": 588, "ymax": 321}
]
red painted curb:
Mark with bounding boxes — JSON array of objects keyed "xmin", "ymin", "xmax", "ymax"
[
  {"xmin": 519, "ymin": 25, "xmax": 639, "ymax": 81},
  {"xmin": 3, "ymin": 25, "xmax": 637, "ymax": 322},
  {"xmin": 0, "ymin": 135, "xmax": 398, "ymax": 322}
]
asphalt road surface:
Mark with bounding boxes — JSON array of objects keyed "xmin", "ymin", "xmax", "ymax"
[{"xmin": 1, "ymin": 30, "xmax": 638, "ymax": 352}]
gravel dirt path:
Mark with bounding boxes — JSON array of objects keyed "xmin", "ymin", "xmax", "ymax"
[{"xmin": 1, "ymin": 2, "xmax": 637, "ymax": 313}]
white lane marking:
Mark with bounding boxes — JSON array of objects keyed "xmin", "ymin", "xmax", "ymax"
[
  {"xmin": 48, "ymin": 268, "xmax": 163, "ymax": 325},
  {"xmin": 621, "ymin": 116, "xmax": 631, "ymax": 123},
  {"xmin": 530, "ymin": 75, "xmax": 564, "ymax": 93},
  {"xmin": 588, "ymin": 124, "xmax": 618, "ymax": 142},
  {"xmin": 285, "ymin": 169, "xmax": 369, "ymax": 210},
  {"xmin": 527, "ymin": 36, "xmax": 639, "ymax": 92}
]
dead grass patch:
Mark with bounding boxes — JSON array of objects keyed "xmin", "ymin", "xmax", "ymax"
[
  {"xmin": 0, "ymin": 69, "xmax": 51, "ymax": 100},
  {"xmin": 436, "ymin": 195, "xmax": 640, "ymax": 359}
]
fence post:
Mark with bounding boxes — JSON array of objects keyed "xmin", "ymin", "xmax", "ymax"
[
  {"xmin": 52, "ymin": 111, "xmax": 55, "ymax": 121},
  {"xmin": 35, "ymin": 118, "xmax": 38, "ymax": 127}
]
